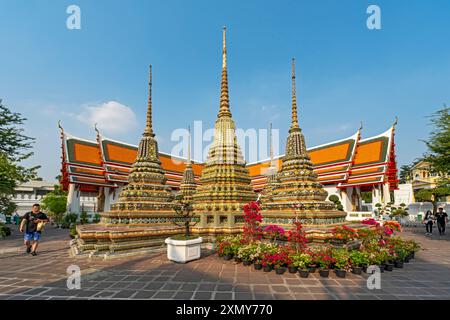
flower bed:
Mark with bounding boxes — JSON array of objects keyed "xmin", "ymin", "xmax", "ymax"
[{"xmin": 215, "ymin": 202, "xmax": 421, "ymax": 278}]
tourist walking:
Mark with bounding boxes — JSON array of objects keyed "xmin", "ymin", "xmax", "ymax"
[
  {"xmin": 423, "ymin": 210, "xmax": 434, "ymax": 236},
  {"xmin": 19, "ymin": 204, "xmax": 49, "ymax": 256},
  {"xmin": 435, "ymin": 207, "xmax": 448, "ymax": 236}
]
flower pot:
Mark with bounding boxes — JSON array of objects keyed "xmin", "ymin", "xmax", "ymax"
[
  {"xmin": 263, "ymin": 265, "xmax": 272, "ymax": 272},
  {"xmin": 275, "ymin": 267, "xmax": 286, "ymax": 275},
  {"xmin": 404, "ymin": 256, "xmax": 410, "ymax": 263},
  {"xmin": 165, "ymin": 237, "xmax": 203, "ymax": 263},
  {"xmin": 379, "ymin": 264, "xmax": 385, "ymax": 273},
  {"xmin": 299, "ymin": 269, "xmax": 309, "ymax": 278},
  {"xmin": 362, "ymin": 266, "xmax": 368, "ymax": 273},
  {"xmin": 224, "ymin": 254, "xmax": 233, "ymax": 261},
  {"xmin": 254, "ymin": 263, "xmax": 263, "ymax": 270},
  {"xmin": 394, "ymin": 261, "xmax": 404, "ymax": 268},
  {"xmin": 352, "ymin": 266, "xmax": 362, "ymax": 275},
  {"xmin": 243, "ymin": 260, "xmax": 252, "ymax": 266},
  {"xmin": 335, "ymin": 269, "xmax": 346, "ymax": 278},
  {"xmin": 288, "ymin": 266, "xmax": 298, "ymax": 274},
  {"xmin": 411, "ymin": 252, "xmax": 415, "ymax": 259},
  {"xmin": 384, "ymin": 263, "xmax": 394, "ymax": 271},
  {"xmin": 308, "ymin": 266, "xmax": 317, "ymax": 273},
  {"xmin": 319, "ymin": 269, "xmax": 330, "ymax": 278}
]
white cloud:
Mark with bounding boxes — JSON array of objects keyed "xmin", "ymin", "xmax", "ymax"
[{"xmin": 76, "ymin": 101, "xmax": 138, "ymax": 135}]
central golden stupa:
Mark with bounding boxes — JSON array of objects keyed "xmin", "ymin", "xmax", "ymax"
[
  {"xmin": 261, "ymin": 59, "xmax": 347, "ymax": 228},
  {"xmin": 192, "ymin": 27, "xmax": 256, "ymax": 233}
]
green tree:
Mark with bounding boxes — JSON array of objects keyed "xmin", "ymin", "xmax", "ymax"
[
  {"xmin": 41, "ymin": 185, "xmax": 68, "ymax": 225},
  {"xmin": 0, "ymin": 100, "xmax": 39, "ymax": 214},
  {"xmin": 415, "ymin": 180, "xmax": 450, "ymax": 213},
  {"xmin": 399, "ymin": 164, "xmax": 413, "ymax": 184},
  {"xmin": 423, "ymin": 105, "xmax": 450, "ymax": 175}
]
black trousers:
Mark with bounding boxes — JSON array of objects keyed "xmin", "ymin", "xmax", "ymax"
[
  {"xmin": 437, "ymin": 221, "xmax": 446, "ymax": 234},
  {"xmin": 426, "ymin": 222, "xmax": 433, "ymax": 233}
]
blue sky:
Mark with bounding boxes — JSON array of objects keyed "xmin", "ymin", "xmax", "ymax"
[{"xmin": 1, "ymin": 0, "xmax": 449, "ymax": 181}]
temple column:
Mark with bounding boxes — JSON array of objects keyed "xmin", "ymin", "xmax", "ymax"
[
  {"xmin": 340, "ymin": 188, "xmax": 352, "ymax": 212},
  {"xmin": 103, "ymin": 187, "xmax": 111, "ymax": 212},
  {"xmin": 372, "ymin": 185, "xmax": 382, "ymax": 205},
  {"xmin": 67, "ymin": 183, "xmax": 81, "ymax": 214},
  {"xmin": 382, "ymin": 182, "xmax": 391, "ymax": 205}
]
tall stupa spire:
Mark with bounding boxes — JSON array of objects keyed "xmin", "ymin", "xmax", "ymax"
[
  {"xmin": 218, "ymin": 26, "xmax": 231, "ymax": 118},
  {"xmin": 145, "ymin": 65, "xmax": 154, "ymax": 136},
  {"xmin": 262, "ymin": 59, "xmax": 347, "ymax": 227},
  {"xmin": 106, "ymin": 64, "xmax": 173, "ymax": 219},
  {"xmin": 193, "ymin": 27, "xmax": 255, "ymax": 230},
  {"xmin": 290, "ymin": 58, "xmax": 299, "ymax": 132}
]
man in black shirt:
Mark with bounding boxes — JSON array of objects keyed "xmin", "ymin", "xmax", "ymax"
[
  {"xmin": 19, "ymin": 204, "xmax": 49, "ymax": 256},
  {"xmin": 435, "ymin": 207, "xmax": 449, "ymax": 236}
]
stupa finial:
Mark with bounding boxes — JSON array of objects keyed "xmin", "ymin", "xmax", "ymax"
[
  {"xmin": 187, "ymin": 125, "xmax": 192, "ymax": 165},
  {"xmin": 218, "ymin": 26, "xmax": 231, "ymax": 118},
  {"xmin": 290, "ymin": 58, "xmax": 299, "ymax": 131},
  {"xmin": 145, "ymin": 65, "xmax": 154, "ymax": 136},
  {"xmin": 269, "ymin": 123, "xmax": 274, "ymax": 163}
]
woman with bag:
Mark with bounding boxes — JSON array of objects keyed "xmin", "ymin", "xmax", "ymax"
[{"xmin": 423, "ymin": 210, "xmax": 434, "ymax": 236}]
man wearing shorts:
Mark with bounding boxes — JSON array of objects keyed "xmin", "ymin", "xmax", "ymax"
[{"xmin": 19, "ymin": 204, "xmax": 49, "ymax": 256}]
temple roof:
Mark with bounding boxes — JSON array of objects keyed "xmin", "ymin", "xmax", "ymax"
[{"xmin": 60, "ymin": 123, "xmax": 397, "ymax": 192}]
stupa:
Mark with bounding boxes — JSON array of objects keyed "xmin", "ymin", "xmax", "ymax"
[
  {"xmin": 178, "ymin": 127, "xmax": 197, "ymax": 204},
  {"xmin": 192, "ymin": 27, "xmax": 256, "ymax": 233},
  {"xmin": 261, "ymin": 59, "xmax": 347, "ymax": 230},
  {"xmin": 73, "ymin": 66, "xmax": 182, "ymax": 256}
]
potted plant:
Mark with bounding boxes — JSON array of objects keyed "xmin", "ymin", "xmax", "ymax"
[
  {"xmin": 332, "ymin": 249, "xmax": 350, "ymax": 278},
  {"xmin": 291, "ymin": 253, "xmax": 312, "ymax": 278},
  {"xmin": 273, "ymin": 251, "xmax": 290, "ymax": 275},
  {"xmin": 316, "ymin": 250, "xmax": 336, "ymax": 278},
  {"xmin": 237, "ymin": 243, "xmax": 258, "ymax": 266},
  {"xmin": 254, "ymin": 258, "xmax": 263, "ymax": 270},
  {"xmin": 165, "ymin": 202, "xmax": 202, "ymax": 263},
  {"xmin": 262, "ymin": 254, "xmax": 273, "ymax": 272},
  {"xmin": 349, "ymin": 251, "xmax": 369, "ymax": 275},
  {"xmin": 394, "ymin": 247, "xmax": 408, "ymax": 268}
]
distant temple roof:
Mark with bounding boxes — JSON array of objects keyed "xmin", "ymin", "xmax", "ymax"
[{"xmin": 59, "ymin": 123, "xmax": 398, "ymax": 192}]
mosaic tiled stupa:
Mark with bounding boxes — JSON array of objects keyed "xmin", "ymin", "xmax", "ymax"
[
  {"xmin": 73, "ymin": 66, "xmax": 182, "ymax": 256},
  {"xmin": 178, "ymin": 128, "xmax": 197, "ymax": 204},
  {"xmin": 261, "ymin": 59, "xmax": 347, "ymax": 228},
  {"xmin": 192, "ymin": 27, "xmax": 256, "ymax": 232}
]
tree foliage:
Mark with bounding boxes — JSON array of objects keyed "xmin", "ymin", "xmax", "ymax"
[
  {"xmin": 41, "ymin": 185, "xmax": 67, "ymax": 223},
  {"xmin": 415, "ymin": 179, "xmax": 450, "ymax": 213},
  {"xmin": 399, "ymin": 164, "xmax": 412, "ymax": 184},
  {"xmin": 423, "ymin": 105, "xmax": 450, "ymax": 175},
  {"xmin": 0, "ymin": 100, "xmax": 40, "ymax": 214}
]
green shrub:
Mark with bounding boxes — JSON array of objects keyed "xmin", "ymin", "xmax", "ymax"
[
  {"xmin": 332, "ymin": 248, "xmax": 351, "ymax": 270},
  {"xmin": 79, "ymin": 211, "xmax": 88, "ymax": 224},
  {"xmin": 349, "ymin": 250, "xmax": 370, "ymax": 267},
  {"xmin": 0, "ymin": 223, "xmax": 11, "ymax": 238},
  {"xmin": 69, "ymin": 225, "xmax": 78, "ymax": 239},
  {"xmin": 290, "ymin": 253, "xmax": 312, "ymax": 270}
]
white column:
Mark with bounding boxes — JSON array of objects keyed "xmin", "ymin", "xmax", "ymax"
[
  {"xmin": 103, "ymin": 187, "xmax": 111, "ymax": 212},
  {"xmin": 340, "ymin": 188, "xmax": 352, "ymax": 212},
  {"xmin": 382, "ymin": 182, "xmax": 391, "ymax": 205},
  {"xmin": 372, "ymin": 185, "xmax": 382, "ymax": 205},
  {"xmin": 67, "ymin": 183, "xmax": 81, "ymax": 214}
]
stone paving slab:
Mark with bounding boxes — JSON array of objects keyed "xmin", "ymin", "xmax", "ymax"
[{"xmin": 1, "ymin": 226, "xmax": 450, "ymax": 300}]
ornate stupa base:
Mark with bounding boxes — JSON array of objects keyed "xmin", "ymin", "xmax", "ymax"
[
  {"xmin": 71, "ymin": 223, "xmax": 185, "ymax": 258},
  {"xmin": 261, "ymin": 210, "xmax": 347, "ymax": 228}
]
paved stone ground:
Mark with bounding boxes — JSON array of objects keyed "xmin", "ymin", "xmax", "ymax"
[{"xmin": 1, "ymin": 225, "xmax": 450, "ymax": 300}]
